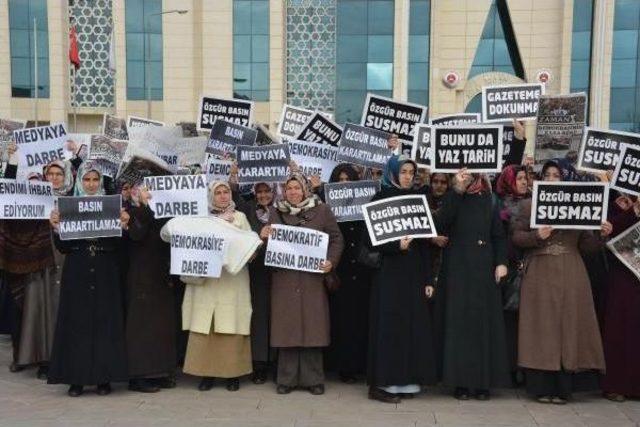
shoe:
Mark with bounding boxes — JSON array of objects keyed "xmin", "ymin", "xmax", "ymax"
[
  {"xmin": 9, "ymin": 362, "xmax": 24, "ymax": 373},
  {"xmin": 128, "ymin": 379, "xmax": 160, "ymax": 393},
  {"xmin": 368, "ymin": 387, "xmax": 400, "ymax": 404},
  {"xmin": 67, "ymin": 385, "xmax": 83, "ymax": 397},
  {"xmin": 276, "ymin": 384, "xmax": 293, "ymax": 394},
  {"xmin": 308, "ymin": 384, "xmax": 325, "ymax": 395},
  {"xmin": 536, "ymin": 395, "xmax": 553, "ymax": 404},
  {"xmin": 96, "ymin": 383, "xmax": 111, "ymax": 396},
  {"xmin": 198, "ymin": 377, "xmax": 215, "ymax": 391},
  {"xmin": 154, "ymin": 376, "xmax": 176, "ymax": 389},
  {"xmin": 474, "ymin": 389, "xmax": 490, "ymax": 401},
  {"xmin": 252, "ymin": 369, "xmax": 267, "ymax": 385},
  {"xmin": 604, "ymin": 392, "xmax": 626, "ymax": 402},
  {"xmin": 36, "ymin": 365, "xmax": 48, "ymax": 380},
  {"xmin": 454, "ymin": 387, "xmax": 470, "ymax": 400},
  {"xmin": 551, "ymin": 396, "xmax": 568, "ymax": 405},
  {"xmin": 339, "ymin": 373, "xmax": 357, "ymax": 384},
  {"xmin": 226, "ymin": 378, "xmax": 240, "ymax": 392},
  {"xmin": 398, "ymin": 392, "xmax": 415, "ymax": 399}
]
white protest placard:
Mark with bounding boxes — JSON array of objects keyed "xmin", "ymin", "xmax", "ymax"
[
  {"xmin": 264, "ymin": 224, "xmax": 329, "ymax": 273},
  {"xmin": 530, "ymin": 181, "xmax": 609, "ymax": 230},
  {"xmin": 13, "ymin": 123, "xmax": 68, "ymax": 178},
  {"xmin": 277, "ymin": 104, "xmax": 315, "ymax": 139},
  {"xmin": 169, "ymin": 232, "xmax": 226, "ymax": 278},
  {"xmin": 288, "ymin": 139, "xmax": 339, "ymax": 182},
  {"xmin": 205, "ymin": 155, "xmax": 233, "ymax": 182},
  {"xmin": 144, "ymin": 174, "xmax": 209, "ymax": 218},
  {"xmin": 481, "ymin": 83, "xmax": 544, "ymax": 123},
  {"xmin": 0, "ymin": 179, "xmax": 54, "ymax": 219},
  {"xmin": 127, "ymin": 116, "xmax": 165, "ymax": 129},
  {"xmin": 607, "ymin": 220, "xmax": 640, "ymax": 281},
  {"xmin": 102, "ymin": 114, "xmax": 129, "ymax": 140}
]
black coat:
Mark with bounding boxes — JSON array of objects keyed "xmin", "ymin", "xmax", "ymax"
[
  {"xmin": 435, "ymin": 189, "xmax": 510, "ymax": 390},
  {"xmin": 125, "ymin": 206, "xmax": 176, "ymax": 378},
  {"xmin": 47, "ymin": 235, "xmax": 128, "ymax": 386},
  {"xmin": 367, "ymin": 186, "xmax": 437, "ymax": 387}
]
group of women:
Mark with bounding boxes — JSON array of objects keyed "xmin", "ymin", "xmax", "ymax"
[{"xmin": 0, "ymin": 120, "xmax": 638, "ymax": 406}]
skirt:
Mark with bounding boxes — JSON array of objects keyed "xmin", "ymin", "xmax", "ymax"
[{"xmin": 183, "ymin": 324, "xmax": 252, "ymax": 378}]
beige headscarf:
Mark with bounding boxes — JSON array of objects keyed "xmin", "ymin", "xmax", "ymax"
[{"xmin": 208, "ymin": 181, "xmax": 236, "ymax": 222}]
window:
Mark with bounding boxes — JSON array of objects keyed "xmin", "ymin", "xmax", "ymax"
[
  {"xmin": 468, "ymin": 0, "xmax": 524, "ymax": 80},
  {"xmin": 336, "ymin": 0, "xmax": 394, "ymax": 124},
  {"xmin": 610, "ymin": 0, "xmax": 640, "ymax": 132},
  {"xmin": 9, "ymin": 0, "xmax": 49, "ymax": 98},
  {"xmin": 408, "ymin": 0, "xmax": 430, "ymax": 107},
  {"xmin": 233, "ymin": 0, "xmax": 269, "ymax": 101},
  {"xmin": 125, "ymin": 0, "xmax": 162, "ymax": 100},
  {"xmin": 571, "ymin": 0, "xmax": 594, "ymax": 123}
]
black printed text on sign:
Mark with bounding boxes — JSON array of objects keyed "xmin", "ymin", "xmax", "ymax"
[
  {"xmin": 58, "ymin": 195, "xmax": 122, "ymax": 240},
  {"xmin": 362, "ymin": 195, "xmax": 437, "ymax": 246},
  {"xmin": 277, "ymin": 105, "xmax": 315, "ymax": 139},
  {"xmin": 482, "ymin": 83, "xmax": 544, "ymax": 123},
  {"xmin": 197, "ymin": 96, "xmax": 254, "ymax": 131},
  {"xmin": 577, "ymin": 128, "xmax": 640, "ymax": 174},
  {"xmin": 429, "ymin": 113, "xmax": 480, "ymax": 126},
  {"xmin": 611, "ymin": 144, "xmax": 640, "ymax": 197},
  {"xmin": 170, "ymin": 233, "xmax": 226, "ymax": 278},
  {"xmin": 264, "ymin": 224, "xmax": 329, "ymax": 274},
  {"xmin": 0, "ymin": 179, "xmax": 55, "ymax": 219},
  {"xmin": 294, "ymin": 113, "xmax": 342, "ymax": 146},
  {"xmin": 144, "ymin": 175, "xmax": 209, "ymax": 218},
  {"xmin": 324, "ymin": 180, "xmax": 381, "ymax": 222},
  {"xmin": 337, "ymin": 123, "xmax": 392, "ymax": 169},
  {"xmin": 206, "ymin": 119, "xmax": 258, "ymax": 158},
  {"xmin": 430, "ymin": 125, "xmax": 503, "ymax": 173},
  {"xmin": 411, "ymin": 124, "xmax": 432, "ymax": 168},
  {"xmin": 13, "ymin": 123, "xmax": 67, "ymax": 178},
  {"xmin": 361, "ymin": 94, "xmax": 427, "ymax": 143},
  {"xmin": 530, "ymin": 182, "xmax": 609, "ymax": 230},
  {"xmin": 236, "ymin": 144, "xmax": 290, "ymax": 184}
]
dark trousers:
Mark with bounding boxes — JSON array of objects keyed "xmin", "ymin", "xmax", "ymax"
[
  {"xmin": 277, "ymin": 347, "xmax": 324, "ymax": 387},
  {"xmin": 525, "ymin": 368, "xmax": 599, "ymax": 398}
]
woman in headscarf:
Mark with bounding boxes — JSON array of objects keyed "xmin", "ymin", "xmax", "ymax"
[
  {"xmin": 122, "ymin": 184, "xmax": 176, "ymax": 393},
  {"xmin": 436, "ymin": 168, "xmax": 510, "ymax": 401},
  {"xmin": 47, "ymin": 162, "xmax": 130, "ymax": 397},
  {"xmin": 366, "ymin": 156, "xmax": 437, "ymax": 404},
  {"xmin": 512, "ymin": 160, "xmax": 611, "ymax": 404},
  {"xmin": 260, "ymin": 173, "xmax": 344, "ymax": 395},
  {"xmin": 426, "ymin": 173, "xmax": 451, "ymax": 285},
  {"xmin": 323, "ymin": 163, "xmax": 372, "ymax": 384},
  {"xmin": 181, "ymin": 181, "xmax": 255, "ymax": 392},
  {"xmin": 0, "ymin": 156, "xmax": 73, "ymax": 378}
]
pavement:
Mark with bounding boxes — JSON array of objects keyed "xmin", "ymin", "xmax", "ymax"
[{"xmin": 0, "ymin": 336, "xmax": 638, "ymax": 427}]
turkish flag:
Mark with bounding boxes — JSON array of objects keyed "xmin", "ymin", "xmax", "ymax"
[{"xmin": 69, "ymin": 26, "xmax": 80, "ymax": 70}]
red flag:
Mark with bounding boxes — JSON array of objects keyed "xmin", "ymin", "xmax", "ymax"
[{"xmin": 69, "ymin": 26, "xmax": 80, "ymax": 70}]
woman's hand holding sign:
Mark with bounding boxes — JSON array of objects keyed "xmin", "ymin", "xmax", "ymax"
[
  {"xmin": 399, "ymin": 237, "xmax": 413, "ymax": 251},
  {"xmin": 536, "ymin": 226, "xmax": 553, "ymax": 240},
  {"xmin": 425, "ymin": 285, "xmax": 434, "ymax": 299},
  {"xmin": 49, "ymin": 208, "xmax": 60, "ymax": 231},
  {"xmin": 120, "ymin": 209, "xmax": 130, "ymax": 230},
  {"xmin": 600, "ymin": 221, "xmax": 613, "ymax": 237},
  {"xmin": 259, "ymin": 225, "xmax": 272, "ymax": 240},
  {"xmin": 494, "ymin": 264, "xmax": 508, "ymax": 284},
  {"xmin": 320, "ymin": 260, "xmax": 333, "ymax": 273}
]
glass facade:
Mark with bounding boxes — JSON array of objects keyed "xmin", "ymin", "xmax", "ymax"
[
  {"xmin": 125, "ymin": 0, "xmax": 162, "ymax": 100},
  {"xmin": 336, "ymin": 0, "xmax": 394, "ymax": 124},
  {"xmin": 9, "ymin": 0, "xmax": 50, "ymax": 98},
  {"xmin": 408, "ymin": 0, "xmax": 430, "ymax": 107},
  {"xmin": 233, "ymin": 0, "xmax": 270, "ymax": 101},
  {"xmin": 570, "ymin": 0, "xmax": 594, "ymax": 95},
  {"xmin": 610, "ymin": 0, "xmax": 640, "ymax": 132}
]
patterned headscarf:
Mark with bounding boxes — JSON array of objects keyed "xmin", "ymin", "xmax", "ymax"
[
  {"xmin": 465, "ymin": 173, "xmax": 492, "ymax": 195},
  {"xmin": 276, "ymin": 172, "xmax": 321, "ymax": 215},
  {"xmin": 208, "ymin": 180, "xmax": 236, "ymax": 222},
  {"xmin": 44, "ymin": 160, "xmax": 74, "ymax": 196},
  {"xmin": 74, "ymin": 161, "xmax": 105, "ymax": 196},
  {"xmin": 496, "ymin": 165, "xmax": 527, "ymax": 198},
  {"xmin": 252, "ymin": 182, "xmax": 275, "ymax": 223}
]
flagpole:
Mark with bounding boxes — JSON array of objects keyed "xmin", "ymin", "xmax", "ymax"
[
  {"xmin": 73, "ymin": 66, "xmax": 78, "ymax": 132},
  {"xmin": 33, "ymin": 17, "xmax": 38, "ymax": 127}
]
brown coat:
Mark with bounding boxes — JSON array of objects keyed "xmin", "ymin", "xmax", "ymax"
[
  {"xmin": 269, "ymin": 203, "xmax": 344, "ymax": 348},
  {"xmin": 512, "ymin": 199, "xmax": 605, "ymax": 372}
]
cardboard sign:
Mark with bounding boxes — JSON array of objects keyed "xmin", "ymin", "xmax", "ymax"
[
  {"xmin": 13, "ymin": 123, "xmax": 68, "ymax": 178},
  {"xmin": 324, "ymin": 180, "xmax": 380, "ymax": 222},
  {"xmin": 361, "ymin": 94, "xmax": 427, "ymax": 142},
  {"xmin": 236, "ymin": 144, "xmax": 290, "ymax": 184},
  {"xmin": 535, "ymin": 93, "xmax": 587, "ymax": 164},
  {"xmin": 481, "ymin": 83, "xmax": 544, "ymax": 123},
  {"xmin": 206, "ymin": 119, "xmax": 257, "ymax": 158},
  {"xmin": 0, "ymin": 179, "xmax": 54, "ymax": 219},
  {"xmin": 611, "ymin": 144, "xmax": 640, "ymax": 197},
  {"xmin": 117, "ymin": 152, "xmax": 172, "ymax": 186},
  {"xmin": 502, "ymin": 125, "xmax": 525, "ymax": 166},
  {"xmin": 127, "ymin": 116, "xmax": 165, "ymax": 128},
  {"xmin": 288, "ymin": 139, "xmax": 339, "ymax": 182},
  {"xmin": 63, "ymin": 133, "xmax": 91, "ymax": 161},
  {"xmin": 337, "ymin": 123, "xmax": 393, "ymax": 169},
  {"xmin": 58, "ymin": 195, "xmax": 122, "ymax": 240},
  {"xmin": 88, "ymin": 135, "xmax": 128, "ymax": 177},
  {"xmin": 197, "ymin": 96, "xmax": 254, "ymax": 131},
  {"xmin": 277, "ymin": 104, "xmax": 315, "ymax": 138},
  {"xmin": 530, "ymin": 181, "xmax": 609, "ymax": 230},
  {"xmin": 0, "ymin": 119, "xmax": 25, "ymax": 143},
  {"xmin": 205, "ymin": 156, "xmax": 233, "ymax": 183},
  {"xmin": 264, "ymin": 224, "xmax": 329, "ymax": 273},
  {"xmin": 294, "ymin": 113, "xmax": 342, "ymax": 146},
  {"xmin": 430, "ymin": 125, "xmax": 503, "ymax": 173},
  {"xmin": 577, "ymin": 127, "xmax": 640, "ymax": 174},
  {"xmin": 607, "ymin": 220, "xmax": 640, "ymax": 281},
  {"xmin": 362, "ymin": 194, "xmax": 437, "ymax": 246},
  {"xmin": 144, "ymin": 175, "xmax": 209, "ymax": 218},
  {"xmin": 429, "ymin": 113, "xmax": 480, "ymax": 126},
  {"xmin": 169, "ymin": 232, "xmax": 226, "ymax": 278},
  {"xmin": 255, "ymin": 123, "xmax": 280, "ymax": 146},
  {"xmin": 102, "ymin": 114, "xmax": 129, "ymax": 140},
  {"xmin": 411, "ymin": 124, "xmax": 432, "ymax": 168}
]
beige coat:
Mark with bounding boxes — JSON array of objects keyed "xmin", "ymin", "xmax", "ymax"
[
  {"xmin": 511, "ymin": 199, "xmax": 606, "ymax": 372},
  {"xmin": 161, "ymin": 213, "xmax": 262, "ymax": 336}
]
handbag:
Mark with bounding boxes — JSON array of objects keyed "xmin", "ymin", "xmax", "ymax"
[{"xmin": 502, "ymin": 259, "xmax": 525, "ymax": 311}]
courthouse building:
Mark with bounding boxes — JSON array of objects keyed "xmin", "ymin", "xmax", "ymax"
[{"xmin": 0, "ymin": 0, "xmax": 638, "ymax": 136}]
